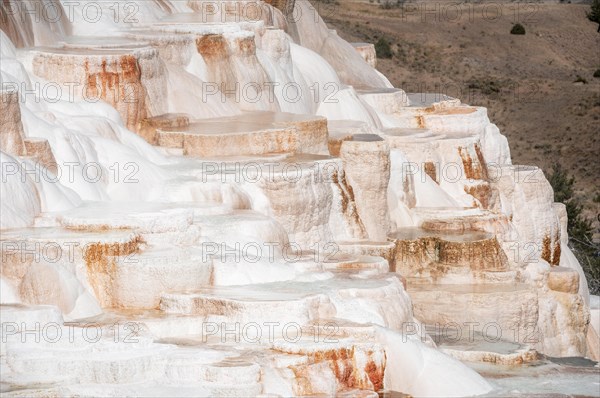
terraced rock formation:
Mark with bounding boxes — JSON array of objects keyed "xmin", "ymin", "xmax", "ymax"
[{"xmin": 0, "ymin": 0, "xmax": 597, "ymax": 396}]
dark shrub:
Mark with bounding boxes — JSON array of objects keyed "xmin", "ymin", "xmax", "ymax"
[
  {"xmin": 375, "ymin": 38, "xmax": 393, "ymax": 59},
  {"xmin": 549, "ymin": 163, "xmax": 599, "ymax": 294},
  {"xmin": 510, "ymin": 23, "xmax": 526, "ymax": 35},
  {"xmin": 587, "ymin": 0, "xmax": 600, "ymax": 23}
]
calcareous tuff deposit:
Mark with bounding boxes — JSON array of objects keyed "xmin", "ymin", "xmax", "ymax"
[{"xmin": 0, "ymin": 1, "xmax": 598, "ymax": 397}]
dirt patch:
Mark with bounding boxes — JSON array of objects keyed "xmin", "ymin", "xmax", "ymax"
[{"xmin": 317, "ymin": 0, "xmax": 600, "ymax": 234}]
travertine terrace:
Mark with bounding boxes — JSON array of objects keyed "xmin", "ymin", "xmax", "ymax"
[{"xmin": 0, "ymin": 1, "xmax": 598, "ymax": 397}]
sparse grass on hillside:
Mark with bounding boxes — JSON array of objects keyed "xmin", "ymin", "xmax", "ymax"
[
  {"xmin": 549, "ymin": 163, "xmax": 599, "ymax": 294},
  {"xmin": 375, "ymin": 38, "xmax": 393, "ymax": 59},
  {"xmin": 587, "ymin": 0, "xmax": 600, "ymax": 24},
  {"xmin": 316, "ymin": 1, "xmax": 600, "ymax": 239}
]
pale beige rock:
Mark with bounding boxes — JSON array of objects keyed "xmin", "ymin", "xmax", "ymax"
[
  {"xmin": 587, "ymin": 304, "xmax": 600, "ymax": 361},
  {"xmin": 408, "ymin": 283, "xmax": 539, "ymax": 345},
  {"xmin": 328, "ymin": 163, "xmax": 369, "ymax": 241},
  {"xmin": 340, "ymin": 135, "xmax": 391, "ymax": 241},
  {"xmin": 358, "ymin": 88, "xmax": 410, "ymax": 114},
  {"xmin": 336, "ymin": 240, "xmax": 396, "ymax": 270},
  {"xmin": 0, "ymin": 90, "xmax": 26, "ymax": 156},
  {"xmin": 281, "ymin": 343, "xmax": 386, "ymax": 395},
  {"xmin": 121, "ymin": 31, "xmax": 196, "ymax": 66},
  {"xmin": 586, "ymin": 324, "xmax": 600, "ymax": 361},
  {"xmin": 352, "ymin": 43, "xmax": 377, "ymax": 68},
  {"xmin": 30, "ymin": 46, "xmax": 168, "ymax": 132},
  {"xmin": 536, "ymin": 290, "xmax": 589, "ymax": 357},
  {"xmin": 108, "ymin": 246, "xmax": 213, "ymax": 309},
  {"xmin": 0, "ymin": 152, "xmax": 42, "ymax": 229},
  {"xmin": 254, "ymin": 155, "xmax": 337, "ymax": 248},
  {"xmin": 179, "ymin": 28, "xmax": 277, "ymax": 111},
  {"xmin": 23, "ymin": 138, "xmax": 57, "ymax": 174},
  {"xmin": 138, "ymin": 113, "xmax": 190, "ymax": 145},
  {"xmin": 2, "ymin": 1, "xmax": 597, "ymax": 394},
  {"xmin": 547, "ymin": 267, "xmax": 580, "ymax": 294},
  {"xmin": 158, "ymin": 111, "xmax": 328, "ymax": 156},
  {"xmin": 391, "ymin": 228, "xmax": 508, "ymax": 281},
  {"xmin": 491, "ymin": 165, "xmax": 562, "ymax": 266},
  {"xmin": 264, "ymin": 0, "xmax": 295, "ymax": 15}
]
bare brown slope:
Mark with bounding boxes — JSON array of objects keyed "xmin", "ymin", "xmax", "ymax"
[{"xmin": 316, "ymin": 1, "xmax": 600, "ymax": 229}]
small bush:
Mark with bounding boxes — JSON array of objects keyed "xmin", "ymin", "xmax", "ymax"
[
  {"xmin": 593, "ymin": 69, "xmax": 600, "ymax": 78},
  {"xmin": 375, "ymin": 38, "xmax": 393, "ymax": 59},
  {"xmin": 467, "ymin": 78, "xmax": 501, "ymax": 95},
  {"xmin": 379, "ymin": 0, "xmax": 405, "ymax": 9},
  {"xmin": 587, "ymin": 0, "xmax": 600, "ymax": 23},
  {"xmin": 510, "ymin": 23, "xmax": 526, "ymax": 35},
  {"xmin": 549, "ymin": 163, "xmax": 599, "ymax": 295}
]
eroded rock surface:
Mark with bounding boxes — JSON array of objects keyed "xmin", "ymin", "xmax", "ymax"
[{"xmin": 0, "ymin": 1, "xmax": 595, "ymax": 397}]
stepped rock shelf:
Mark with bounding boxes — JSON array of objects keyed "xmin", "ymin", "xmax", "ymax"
[{"xmin": 0, "ymin": 0, "xmax": 597, "ymax": 397}]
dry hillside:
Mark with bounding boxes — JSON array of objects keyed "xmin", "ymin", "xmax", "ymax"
[{"xmin": 314, "ymin": 0, "xmax": 600, "ymax": 232}]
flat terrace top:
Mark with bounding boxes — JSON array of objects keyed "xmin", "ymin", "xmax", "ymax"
[
  {"xmin": 431, "ymin": 107, "xmax": 478, "ymax": 115},
  {"xmin": 326, "ymin": 120, "xmax": 382, "ymax": 141},
  {"xmin": 355, "ymin": 87, "xmax": 402, "ymax": 95},
  {"xmin": 164, "ymin": 274, "xmax": 401, "ymax": 302},
  {"xmin": 31, "ymin": 44, "xmax": 153, "ymax": 56},
  {"xmin": 0, "ymin": 226, "xmax": 138, "ymax": 244},
  {"xmin": 121, "ymin": 29, "xmax": 194, "ymax": 39},
  {"xmin": 350, "ymin": 134, "xmax": 384, "ymax": 142},
  {"xmin": 161, "ymin": 111, "xmax": 325, "ymax": 135},
  {"xmin": 406, "ymin": 93, "xmax": 460, "ymax": 108},
  {"xmin": 55, "ymin": 201, "xmax": 229, "ymax": 230},
  {"xmin": 58, "ymin": 36, "xmax": 149, "ymax": 49},
  {"xmin": 151, "ymin": 19, "xmax": 255, "ymax": 35},
  {"xmin": 413, "ymin": 206, "xmax": 486, "ymax": 217},
  {"xmin": 389, "ymin": 227, "xmax": 493, "ymax": 242},
  {"xmin": 381, "ymin": 127, "xmax": 435, "ymax": 138},
  {"xmin": 408, "ymin": 283, "xmax": 532, "ymax": 294}
]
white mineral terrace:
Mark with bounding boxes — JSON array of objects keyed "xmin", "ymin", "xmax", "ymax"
[{"xmin": 0, "ymin": 0, "xmax": 598, "ymax": 397}]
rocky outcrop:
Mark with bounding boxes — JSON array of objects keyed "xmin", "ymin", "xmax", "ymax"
[
  {"xmin": 22, "ymin": 138, "xmax": 57, "ymax": 174},
  {"xmin": 352, "ymin": 43, "xmax": 377, "ymax": 68},
  {"xmin": 0, "ymin": 0, "xmax": 594, "ymax": 396},
  {"xmin": 0, "ymin": 90, "xmax": 26, "ymax": 156},
  {"xmin": 340, "ymin": 135, "xmax": 391, "ymax": 241},
  {"xmin": 30, "ymin": 45, "xmax": 168, "ymax": 132}
]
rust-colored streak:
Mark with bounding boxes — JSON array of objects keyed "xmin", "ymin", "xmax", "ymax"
[
  {"xmin": 474, "ymin": 143, "xmax": 489, "ymax": 180},
  {"xmin": 313, "ymin": 348, "xmax": 364, "ymax": 390},
  {"xmin": 424, "ymin": 161, "xmax": 437, "ymax": 183},
  {"xmin": 335, "ymin": 360, "xmax": 354, "ymax": 387},
  {"xmin": 332, "ymin": 170, "xmax": 368, "ymax": 238},
  {"xmin": 458, "ymin": 146, "xmax": 473, "ymax": 179},
  {"xmin": 464, "ymin": 184, "xmax": 491, "ymax": 209},
  {"xmin": 365, "ymin": 359, "xmax": 385, "ymax": 391},
  {"xmin": 83, "ymin": 55, "xmax": 146, "ymax": 131},
  {"xmin": 551, "ymin": 232, "xmax": 561, "ymax": 266},
  {"xmin": 287, "ymin": 346, "xmax": 387, "ymax": 395},
  {"xmin": 196, "ymin": 34, "xmax": 229, "ymax": 59},
  {"xmin": 83, "ymin": 237, "xmax": 141, "ymax": 307},
  {"xmin": 23, "ymin": 138, "xmax": 58, "ymax": 174},
  {"xmin": 119, "ymin": 54, "xmax": 141, "ymax": 79},
  {"xmin": 395, "ymin": 234, "xmax": 508, "ymax": 279},
  {"xmin": 458, "ymin": 144, "xmax": 488, "ymax": 180},
  {"xmin": 236, "ymin": 37, "xmax": 255, "ymax": 56},
  {"xmin": 541, "ymin": 235, "xmax": 552, "ymax": 264}
]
